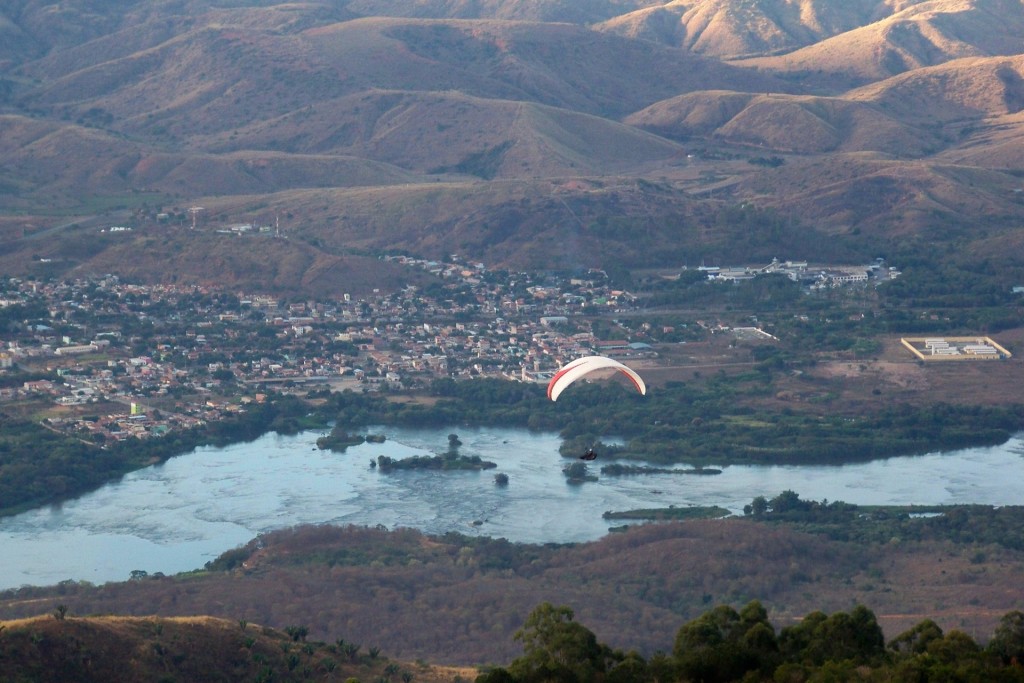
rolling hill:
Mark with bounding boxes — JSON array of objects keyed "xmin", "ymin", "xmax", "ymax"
[
  {"xmin": 0, "ymin": 613, "xmax": 473, "ymax": 683},
  {"xmin": 733, "ymin": 0, "xmax": 1024, "ymax": 85},
  {"xmin": 0, "ymin": 0, "xmax": 1023, "ymax": 290},
  {"xmin": 625, "ymin": 90, "xmax": 938, "ymax": 154},
  {"xmin": 3, "ymin": 519, "xmax": 1024, "ymax": 666}
]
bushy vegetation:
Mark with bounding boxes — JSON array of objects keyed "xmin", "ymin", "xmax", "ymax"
[
  {"xmin": 876, "ymin": 257, "xmax": 1024, "ymax": 334},
  {"xmin": 602, "ymin": 505, "xmax": 730, "ymax": 521},
  {"xmin": 7, "ymin": 511, "xmax": 1024, "ymax": 665},
  {"xmin": 0, "ymin": 615, "xmax": 405, "ymax": 683},
  {"xmin": 479, "ymin": 601, "xmax": 1024, "ymax": 683},
  {"xmin": 744, "ymin": 491, "xmax": 1024, "ymax": 550},
  {"xmin": 4, "ymin": 600, "xmax": 1024, "ymax": 682},
  {"xmin": 0, "ymin": 416, "xmax": 129, "ymax": 515},
  {"xmin": 316, "ymin": 428, "xmax": 366, "ymax": 451},
  {"xmin": 0, "ymin": 393, "xmax": 313, "ymax": 516},
  {"xmin": 318, "ymin": 380, "xmax": 1024, "ymax": 466},
  {"xmin": 376, "ymin": 452, "xmax": 496, "ymax": 472},
  {"xmin": 632, "ymin": 251, "xmax": 1024, "ymax": 341}
]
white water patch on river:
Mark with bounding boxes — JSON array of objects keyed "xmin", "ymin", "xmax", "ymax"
[{"xmin": 1, "ymin": 427, "xmax": 1023, "ymax": 590}]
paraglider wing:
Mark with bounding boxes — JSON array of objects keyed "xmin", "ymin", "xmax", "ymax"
[
  {"xmin": 546, "ymin": 356, "xmax": 593, "ymax": 400},
  {"xmin": 547, "ymin": 355, "xmax": 646, "ymax": 401}
]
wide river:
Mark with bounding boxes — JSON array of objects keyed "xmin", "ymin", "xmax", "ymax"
[{"xmin": 2, "ymin": 426, "xmax": 1024, "ymax": 591}]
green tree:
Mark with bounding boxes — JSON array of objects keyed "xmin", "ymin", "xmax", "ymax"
[
  {"xmin": 509, "ymin": 603, "xmax": 610, "ymax": 683},
  {"xmin": 779, "ymin": 605, "xmax": 884, "ymax": 667},
  {"xmin": 604, "ymin": 651, "xmax": 648, "ymax": 683},
  {"xmin": 673, "ymin": 602, "xmax": 778, "ymax": 683},
  {"xmin": 745, "ymin": 495, "xmax": 768, "ymax": 516},
  {"xmin": 769, "ymin": 490, "xmax": 809, "ymax": 514},
  {"xmin": 476, "ymin": 668, "xmax": 516, "ymax": 683},
  {"xmin": 889, "ymin": 619, "xmax": 944, "ymax": 656},
  {"xmin": 285, "ymin": 625, "xmax": 309, "ymax": 641},
  {"xmin": 988, "ymin": 610, "xmax": 1024, "ymax": 665},
  {"xmin": 927, "ymin": 629, "xmax": 981, "ymax": 666}
]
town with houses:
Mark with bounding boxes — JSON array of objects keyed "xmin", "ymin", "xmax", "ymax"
[{"xmin": 0, "ymin": 254, "xmax": 898, "ymax": 445}]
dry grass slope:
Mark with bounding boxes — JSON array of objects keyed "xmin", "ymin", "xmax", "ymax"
[
  {"xmin": 626, "ymin": 91, "xmax": 937, "ymax": 155},
  {"xmin": 3, "ymin": 520, "xmax": 1023, "ymax": 666},
  {"xmin": 2, "ymin": 0, "xmax": 1024, "ymax": 288},
  {"xmin": 734, "ymin": 0, "xmax": 1024, "ymax": 86},
  {"xmin": 0, "ymin": 614, "xmax": 472, "ymax": 683}
]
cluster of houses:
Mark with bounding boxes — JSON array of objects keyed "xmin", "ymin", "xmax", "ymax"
[
  {"xmin": 0, "ymin": 262, "xmax": 650, "ymax": 442},
  {"xmin": 0, "ymin": 251, "xmax": 904, "ymax": 443}
]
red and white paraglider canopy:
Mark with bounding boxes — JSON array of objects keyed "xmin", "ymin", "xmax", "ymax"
[{"xmin": 546, "ymin": 355, "xmax": 646, "ymax": 401}]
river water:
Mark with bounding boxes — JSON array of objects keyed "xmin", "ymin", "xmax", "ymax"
[{"xmin": 2, "ymin": 426, "xmax": 1024, "ymax": 591}]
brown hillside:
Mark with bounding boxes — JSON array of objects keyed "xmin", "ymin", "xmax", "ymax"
[
  {"xmin": 675, "ymin": 0, "xmax": 897, "ymax": 58},
  {"xmin": 204, "ymin": 90, "xmax": 685, "ymax": 178},
  {"xmin": 937, "ymin": 109, "xmax": 1024, "ymax": 168},
  {"xmin": 0, "ymin": 614, "xmax": 471, "ymax": 683},
  {"xmin": 306, "ymin": 18, "xmax": 786, "ymax": 117},
  {"xmin": 4, "ymin": 1, "xmax": 131, "ymax": 62},
  {"xmin": 593, "ymin": 4, "xmax": 689, "ymax": 46},
  {"xmin": 21, "ymin": 14, "xmax": 782, "ymax": 144},
  {"xmin": 735, "ymin": 0, "xmax": 1024, "ymax": 86},
  {"xmin": 847, "ymin": 54, "xmax": 1024, "ymax": 122},
  {"xmin": 0, "ymin": 115, "xmax": 429, "ymax": 207},
  {"xmin": 3, "ymin": 522, "xmax": 1023, "ymax": 665},
  {"xmin": 589, "ymin": 0, "xmax": 930, "ymax": 54},
  {"xmin": 344, "ymin": 0, "xmax": 660, "ymax": 23},
  {"xmin": 0, "ymin": 224, "xmax": 438, "ymax": 297},
  {"xmin": 626, "ymin": 90, "xmax": 937, "ymax": 155},
  {"xmin": 0, "ymin": 12, "xmax": 39, "ymax": 66},
  {"xmin": 129, "ymin": 151, "xmax": 423, "ymax": 195},
  {"xmin": 12, "ymin": 3, "xmax": 357, "ymax": 76},
  {"xmin": 204, "ymin": 175, "xmax": 858, "ymax": 270},
  {"xmin": 70, "ymin": 234, "xmax": 424, "ymax": 297},
  {"xmin": 625, "ymin": 89, "xmax": 756, "ymax": 135},
  {"xmin": 0, "ymin": 116, "xmax": 151, "ymax": 207},
  {"xmin": 735, "ymin": 153, "xmax": 1024, "ymax": 238},
  {"xmin": 4, "ymin": 0, "xmax": 1024, "ymax": 292}
]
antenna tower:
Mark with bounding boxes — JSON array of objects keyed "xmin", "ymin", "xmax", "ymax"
[{"xmin": 188, "ymin": 206, "xmax": 205, "ymax": 230}]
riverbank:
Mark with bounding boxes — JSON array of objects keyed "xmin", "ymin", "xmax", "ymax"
[
  {"xmin": 2, "ymin": 425, "xmax": 1024, "ymax": 590},
  {"xmin": 6, "ymin": 509, "xmax": 1024, "ymax": 665},
  {"xmin": 5, "ymin": 378, "xmax": 1024, "ymax": 519}
]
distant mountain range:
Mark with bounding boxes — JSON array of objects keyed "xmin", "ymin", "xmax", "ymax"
[{"xmin": 2, "ymin": 0, "xmax": 1023, "ymax": 293}]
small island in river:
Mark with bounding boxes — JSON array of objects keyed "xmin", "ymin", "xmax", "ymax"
[
  {"xmin": 375, "ymin": 453, "xmax": 497, "ymax": 472},
  {"xmin": 562, "ymin": 461, "xmax": 599, "ymax": 484},
  {"xmin": 603, "ymin": 505, "xmax": 732, "ymax": 521},
  {"xmin": 317, "ymin": 429, "xmax": 386, "ymax": 452}
]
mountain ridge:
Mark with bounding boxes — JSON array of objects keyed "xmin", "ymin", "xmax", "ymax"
[{"xmin": 2, "ymin": 0, "xmax": 1024, "ymax": 290}]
